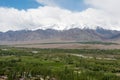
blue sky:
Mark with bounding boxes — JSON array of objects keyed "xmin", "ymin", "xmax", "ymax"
[
  {"xmin": 0, "ymin": 0, "xmax": 42, "ymax": 10},
  {"xmin": 0, "ymin": 0, "xmax": 87, "ymax": 11}
]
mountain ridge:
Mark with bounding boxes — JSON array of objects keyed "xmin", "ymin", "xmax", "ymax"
[{"xmin": 0, "ymin": 28, "xmax": 120, "ymax": 42}]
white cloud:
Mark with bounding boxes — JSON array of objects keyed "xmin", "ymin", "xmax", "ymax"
[
  {"xmin": 0, "ymin": 1, "xmax": 120, "ymax": 32},
  {"xmin": 84, "ymin": 0, "xmax": 120, "ymax": 30},
  {"xmin": 85, "ymin": 0, "xmax": 120, "ymax": 16}
]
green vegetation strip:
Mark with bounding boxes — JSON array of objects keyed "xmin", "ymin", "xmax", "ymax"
[
  {"xmin": 0, "ymin": 48, "xmax": 120, "ymax": 80},
  {"xmin": 11, "ymin": 41, "xmax": 119, "ymax": 46}
]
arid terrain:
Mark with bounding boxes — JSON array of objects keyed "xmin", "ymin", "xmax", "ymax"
[
  {"xmin": 1, "ymin": 41, "xmax": 119, "ymax": 49},
  {"xmin": 14, "ymin": 44, "xmax": 120, "ymax": 49}
]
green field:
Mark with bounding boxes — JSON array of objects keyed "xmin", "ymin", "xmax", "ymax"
[{"xmin": 0, "ymin": 47, "xmax": 120, "ymax": 80}]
